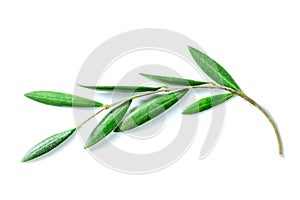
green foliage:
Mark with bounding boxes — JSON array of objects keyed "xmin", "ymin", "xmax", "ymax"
[
  {"xmin": 140, "ymin": 73, "xmax": 207, "ymax": 86},
  {"xmin": 22, "ymin": 128, "xmax": 76, "ymax": 162},
  {"xmin": 188, "ymin": 46, "xmax": 242, "ymax": 91},
  {"xmin": 79, "ymin": 85, "xmax": 162, "ymax": 93},
  {"xmin": 182, "ymin": 93, "xmax": 234, "ymax": 114},
  {"xmin": 22, "ymin": 45, "xmax": 283, "ymax": 162},
  {"xmin": 116, "ymin": 90, "xmax": 188, "ymax": 132},
  {"xmin": 85, "ymin": 100, "xmax": 132, "ymax": 148},
  {"xmin": 25, "ymin": 91, "xmax": 102, "ymax": 107}
]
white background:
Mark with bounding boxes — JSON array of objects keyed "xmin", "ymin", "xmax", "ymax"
[{"xmin": 1, "ymin": 0, "xmax": 300, "ymax": 199}]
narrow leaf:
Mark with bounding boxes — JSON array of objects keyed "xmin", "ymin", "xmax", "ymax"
[
  {"xmin": 85, "ymin": 100, "xmax": 132, "ymax": 148},
  {"xmin": 140, "ymin": 73, "xmax": 207, "ymax": 86},
  {"xmin": 188, "ymin": 46, "xmax": 242, "ymax": 91},
  {"xmin": 24, "ymin": 91, "xmax": 103, "ymax": 107},
  {"xmin": 115, "ymin": 90, "xmax": 188, "ymax": 132},
  {"xmin": 22, "ymin": 128, "xmax": 76, "ymax": 162},
  {"xmin": 182, "ymin": 93, "xmax": 234, "ymax": 114},
  {"xmin": 79, "ymin": 85, "xmax": 162, "ymax": 93}
]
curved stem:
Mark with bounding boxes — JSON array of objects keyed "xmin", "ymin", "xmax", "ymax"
[
  {"xmin": 192, "ymin": 84, "xmax": 284, "ymax": 156},
  {"xmin": 76, "ymin": 83, "xmax": 283, "ymax": 156}
]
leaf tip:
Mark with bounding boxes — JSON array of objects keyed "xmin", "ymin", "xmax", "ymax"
[
  {"xmin": 77, "ymin": 84, "xmax": 91, "ymax": 89},
  {"xmin": 21, "ymin": 153, "xmax": 34, "ymax": 162},
  {"xmin": 181, "ymin": 108, "xmax": 195, "ymax": 115},
  {"xmin": 181, "ymin": 110, "xmax": 189, "ymax": 115},
  {"xmin": 95, "ymin": 102, "xmax": 103, "ymax": 107},
  {"xmin": 84, "ymin": 139, "xmax": 97, "ymax": 149},
  {"xmin": 24, "ymin": 92, "xmax": 33, "ymax": 99},
  {"xmin": 139, "ymin": 73, "xmax": 148, "ymax": 77},
  {"xmin": 188, "ymin": 45, "xmax": 196, "ymax": 52},
  {"xmin": 21, "ymin": 157, "xmax": 29, "ymax": 162},
  {"xmin": 76, "ymin": 83, "xmax": 84, "ymax": 87},
  {"xmin": 187, "ymin": 46, "xmax": 200, "ymax": 60},
  {"xmin": 84, "ymin": 138, "xmax": 96, "ymax": 149}
]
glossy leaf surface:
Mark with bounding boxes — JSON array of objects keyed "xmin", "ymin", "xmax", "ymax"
[
  {"xmin": 85, "ymin": 100, "xmax": 132, "ymax": 148},
  {"xmin": 25, "ymin": 91, "xmax": 102, "ymax": 107},
  {"xmin": 22, "ymin": 128, "xmax": 76, "ymax": 162},
  {"xmin": 140, "ymin": 73, "xmax": 207, "ymax": 86},
  {"xmin": 79, "ymin": 85, "xmax": 162, "ymax": 93},
  {"xmin": 182, "ymin": 93, "xmax": 234, "ymax": 114},
  {"xmin": 116, "ymin": 90, "xmax": 188, "ymax": 132},
  {"xmin": 188, "ymin": 46, "xmax": 242, "ymax": 91}
]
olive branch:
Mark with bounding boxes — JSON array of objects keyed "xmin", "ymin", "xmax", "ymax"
[{"xmin": 21, "ymin": 46, "xmax": 283, "ymax": 162}]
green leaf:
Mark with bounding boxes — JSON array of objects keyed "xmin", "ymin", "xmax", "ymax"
[
  {"xmin": 79, "ymin": 85, "xmax": 162, "ymax": 93},
  {"xmin": 84, "ymin": 100, "xmax": 132, "ymax": 148},
  {"xmin": 22, "ymin": 128, "xmax": 76, "ymax": 162},
  {"xmin": 182, "ymin": 93, "xmax": 234, "ymax": 114},
  {"xmin": 188, "ymin": 46, "xmax": 242, "ymax": 91},
  {"xmin": 115, "ymin": 90, "xmax": 188, "ymax": 132},
  {"xmin": 24, "ymin": 91, "xmax": 103, "ymax": 107},
  {"xmin": 140, "ymin": 73, "xmax": 207, "ymax": 86}
]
